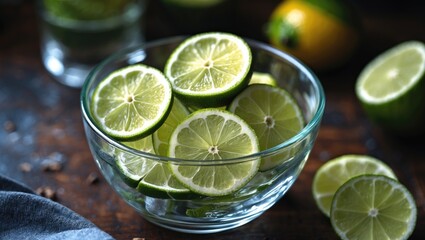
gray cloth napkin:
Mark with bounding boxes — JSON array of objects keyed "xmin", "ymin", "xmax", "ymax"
[{"xmin": 0, "ymin": 175, "xmax": 114, "ymax": 240}]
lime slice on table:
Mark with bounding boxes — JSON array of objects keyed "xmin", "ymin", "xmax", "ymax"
[
  {"xmin": 91, "ymin": 64, "xmax": 173, "ymax": 140},
  {"xmin": 164, "ymin": 32, "xmax": 252, "ymax": 108},
  {"xmin": 116, "ymin": 136, "xmax": 192, "ymax": 198},
  {"xmin": 355, "ymin": 41, "xmax": 425, "ymax": 135},
  {"xmin": 152, "ymin": 97, "xmax": 190, "ymax": 156},
  {"xmin": 168, "ymin": 109, "xmax": 260, "ymax": 197},
  {"xmin": 331, "ymin": 175, "xmax": 417, "ymax": 240},
  {"xmin": 228, "ymin": 84, "xmax": 304, "ymax": 171},
  {"xmin": 312, "ymin": 154, "xmax": 397, "ymax": 217},
  {"xmin": 248, "ymin": 72, "xmax": 278, "ymax": 86}
]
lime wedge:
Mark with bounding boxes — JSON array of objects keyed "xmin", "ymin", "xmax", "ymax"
[
  {"xmin": 164, "ymin": 32, "xmax": 252, "ymax": 107},
  {"xmin": 312, "ymin": 154, "xmax": 397, "ymax": 217},
  {"xmin": 228, "ymin": 84, "xmax": 304, "ymax": 171},
  {"xmin": 168, "ymin": 109, "xmax": 260, "ymax": 196},
  {"xmin": 115, "ymin": 136, "xmax": 156, "ymax": 187},
  {"xmin": 248, "ymin": 72, "xmax": 278, "ymax": 86},
  {"xmin": 331, "ymin": 175, "xmax": 417, "ymax": 240},
  {"xmin": 152, "ymin": 97, "xmax": 190, "ymax": 156},
  {"xmin": 355, "ymin": 41, "xmax": 425, "ymax": 134},
  {"xmin": 91, "ymin": 64, "xmax": 173, "ymax": 140}
]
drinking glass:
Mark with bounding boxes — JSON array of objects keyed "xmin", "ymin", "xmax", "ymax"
[{"xmin": 38, "ymin": 0, "xmax": 145, "ymax": 88}]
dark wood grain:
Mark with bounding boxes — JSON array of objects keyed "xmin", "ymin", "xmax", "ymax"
[{"xmin": 1, "ymin": 1, "xmax": 424, "ymax": 239}]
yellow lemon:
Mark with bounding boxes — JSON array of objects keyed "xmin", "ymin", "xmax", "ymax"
[{"xmin": 266, "ymin": 0, "xmax": 360, "ymax": 71}]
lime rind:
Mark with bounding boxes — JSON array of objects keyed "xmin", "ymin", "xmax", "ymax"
[
  {"xmin": 330, "ymin": 175, "xmax": 417, "ymax": 240},
  {"xmin": 164, "ymin": 32, "xmax": 252, "ymax": 107},
  {"xmin": 168, "ymin": 109, "xmax": 260, "ymax": 196},
  {"xmin": 312, "ymin": 154, "xmax": 397, "ymax": 216},
  {"xmin": 228, "ymin": 84, "xmax": 305, "ymax": 171},
  {"xmin": 356, "ymin": 41, "xmax": 425, "ymax": 104},
  {"xmin": 91, "ymin": 64, "xmax": 173, "ymax": 140}
]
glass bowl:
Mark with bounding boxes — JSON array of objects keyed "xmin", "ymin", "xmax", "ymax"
[{"xmin": 80, "ymin": 36, "xmax": 325, "ymax": 234}]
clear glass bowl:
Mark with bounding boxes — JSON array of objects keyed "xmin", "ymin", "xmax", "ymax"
[{"xmin": 80, "ymin": 36, "xmax": 325, "ymax": 234}]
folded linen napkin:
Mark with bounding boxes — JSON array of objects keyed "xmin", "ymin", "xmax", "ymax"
[{"xmin": 0, "ymin": 175, "xmax": 114, "ymax": 240}]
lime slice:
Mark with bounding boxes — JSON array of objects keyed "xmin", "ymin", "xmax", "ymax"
[
  {"xmin": 248, "ymin": 72, "xmax": 278, "ymax": 86},
  {"xmin": 355, "ymin": 41, "xmax": 425, "ymax": 134},
  {"xmin": 331, "ymin": 175, "xmax": 417, "ymax": 240},
  {"xmin": 168, "ymin": 109, "xmax": 260, "ymax": 196},
  {"xmin": 152, "ymin": 97, "xmax": 190, "ymax": 156},
  {"xmin": 136, "ymin": 163, "xmax": 195, "ymax": 199},
  {"xmin": 228, "ymin": 84, "xmax": 304, "ymax": 171},
  {"xmin": 116, "ymin": 137, "xmax": 192, "ymax": 198},
  {"xmin": 115, "ymin": 136, "xmax": 156, "ymax": 187},
  {"xmin": 91, "ymin": 64, "xmax": 173, "ymax": 140},
  {"xmin": 164, "ymin": 32, "xmax": 252, "ymax": 107},
  {"xmin": 312, "ymin": 154, "xmax": 397, "ymax": 217}
]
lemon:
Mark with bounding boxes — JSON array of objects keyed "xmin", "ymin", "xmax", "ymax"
[
  {"xmin": 164, "ymin": 32, "xmax": 252, "ymax": 108},
  {"xmin": 168, "ymin": 109, "xmax": 260, "ymax": 196},
  {"xmin": 91, "ymin": 64, "xmax": 173, "ymax": 140},
  {"xmin": 356, "ymin": 41, "xmax": 425, "ymax": 135},
  {"xmin": 312, "ymin": 154, "xmax": 397, "ymax": 216},
  {"xmin": 266, "ymin": 0, "xmax": 360, "ymax": 71},
  {"xmin": 331, "ymin": 175, "xmax": 417, "ymax": 240}
]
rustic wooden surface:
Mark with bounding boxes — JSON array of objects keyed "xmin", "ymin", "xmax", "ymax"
[{"xmin": 0, "ymin": 0, "xmax": 424, "ymax": 239}]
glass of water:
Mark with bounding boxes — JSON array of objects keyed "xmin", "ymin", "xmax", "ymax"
[{"xmin": 38, "ymin": 0, "xmax": 145, "ymax": 88}]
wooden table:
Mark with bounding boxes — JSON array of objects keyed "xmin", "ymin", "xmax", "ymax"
[{"xmin": 1, "ymin": 1, "xmax": 424, "ymax": 239}]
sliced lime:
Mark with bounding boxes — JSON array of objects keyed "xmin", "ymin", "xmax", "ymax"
[
  {"xmin": 248, "ymin": 72, "xmax": 278, "ymax": 86},
  {"xmin": 331, "ymin": 175, "xmax": 417, "ymax": 240},
  {"xmin": 312, "ymin": 154, "xmax": 397, "ymax": 217},
  {"xmin": 152, "ymin": 97, "xmax": 190, "ymax": 156},
  {"xmin": 356, "ymin": 41, "xmax": 425, "ymax": 134},
  {"xmin": 115, "ymin": 136, "xmax": 156, "ymax": 187},
  {"xmin": 164, "ymin": 32, "xmax": 252, "ymax": 107},
  {"xmin": 91, "ymin": 64, "xmax": 173, "ymax": 140},
  {"xmin": 136, "ymin": 163, "xmax": 195, "ymax": 199},
  {"xmin": 228, "ymin": 84, "xmax": 304, "ymax": 171},
  {"xmin": 168, "ymin": 109, "xmax": 260, "ymax": 196}
]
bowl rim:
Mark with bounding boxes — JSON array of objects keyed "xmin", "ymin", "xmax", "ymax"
[{"xmin": 80, "ymin": 36, "xmax": 325, "ymax": 165}]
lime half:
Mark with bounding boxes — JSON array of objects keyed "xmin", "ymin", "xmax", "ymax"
[
  {"xmin": 164, "ymin": 32, "xmax": 252, "ymax": 107},
  {"xmin": 168, "ymin": 109, "xmax": 260, "ymax": 196},
  {"xmin": 91, "ymin": 64, "xmax": 173, "ymax": 140},
  {"xmin": 331, "ymin": 175, "xmax": 417, "ymax": 240},
  {"xmin": 356, "ymin": 41, "xmax": 425, "ymax": 134},
  {"xmin": 228, "ymin": 84, "xmax": 304, "ymax": 171},
  {"xmin": 312, "ymin": 154, "xmax": 397, "ymax": 217}
]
